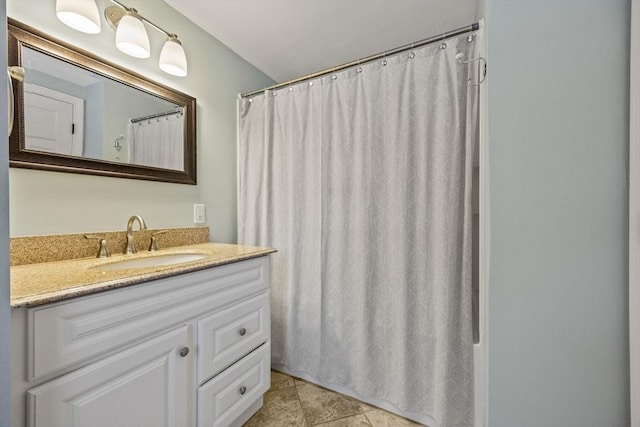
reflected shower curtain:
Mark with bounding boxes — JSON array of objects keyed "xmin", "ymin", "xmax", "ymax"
[
  {"xmin": 238, "ymin": 34, "xmax": 477, "ymax": 427},
  {"xmin": 128, "ymin": 113, "xmax": 184, "ymax": 170}
]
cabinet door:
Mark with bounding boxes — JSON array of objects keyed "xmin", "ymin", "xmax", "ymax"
[{"xmin": 27, "ymin": 325, "xmax": 193, "ymax": 427}]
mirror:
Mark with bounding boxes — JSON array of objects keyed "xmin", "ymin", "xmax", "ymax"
[{"xmin": 7, "ymin": 18, "xmax": 197, "ymax": 185}]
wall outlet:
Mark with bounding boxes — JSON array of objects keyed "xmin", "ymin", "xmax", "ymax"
[{"xmin": 193, "ymin": 204, "xmax": 206, "ymax": 223}]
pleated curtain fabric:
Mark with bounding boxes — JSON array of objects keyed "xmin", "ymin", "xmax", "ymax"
[
  {"xmin": 238, "ymin": 34, "xmax": 477, "ymax": 427},
  {"xmin": 128, "ymin": 113, "xmax": 184, "ymax": 171}
]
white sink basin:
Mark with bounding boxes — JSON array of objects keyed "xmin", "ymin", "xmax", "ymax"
[{"xmin": 93, "ymin": 253, "xmax": 208, "ymax": 271}]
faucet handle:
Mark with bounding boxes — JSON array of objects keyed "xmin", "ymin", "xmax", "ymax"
[
  {"xmin": 85, "ymin": 235, "xmax": 111, "ymax": 258},
  {"xmin": 149, "ymin": 230, "xmax": 169, "ymax": 252}
]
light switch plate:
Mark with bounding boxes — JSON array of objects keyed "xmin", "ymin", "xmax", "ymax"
[{"xmin": 194, "ymin": 204, "xmax": 205, "ymax": 223}]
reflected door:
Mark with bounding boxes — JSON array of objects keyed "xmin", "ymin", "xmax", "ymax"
[{"xmin": 23, "ymin": 83, "xmax": 84, "ymax": 156}]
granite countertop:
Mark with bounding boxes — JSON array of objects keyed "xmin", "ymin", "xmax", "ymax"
[{"xmin": 11, "ymin": 242, "xmax": 276, "ymax": 308}]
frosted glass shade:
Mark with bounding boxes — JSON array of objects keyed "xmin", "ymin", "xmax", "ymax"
[
  {"xmin": 56, "ymin": 0, "xmax": 101, "ymax": 34},
  {"xmin": 159, "ymin": 36, "xmax": 188, "ymax": 77},
  {"xmin": 115, "ymin": 11, "xmax": 150, "ymax": 59}
]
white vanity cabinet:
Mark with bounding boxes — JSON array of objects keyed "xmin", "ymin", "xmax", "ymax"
[
  {"xmin": 27, "ymin": 325, "xmax": 193, "ymax": 427},
  {"xmin": 11, "ymin": 256, "xmax": 271, "ymax": 427}
]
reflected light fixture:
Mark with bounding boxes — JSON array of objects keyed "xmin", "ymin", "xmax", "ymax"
[{"xmin": 56, "ymin": 0, "xmax": 101, "ymax": 34}]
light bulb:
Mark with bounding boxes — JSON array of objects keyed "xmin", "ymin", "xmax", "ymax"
[
  {"xmin": 56, "ymin": 0, "xmax": 101, "ymax": 34},
  {"xmin": 159, "ymin": 35, "xmax": 188, "ymax": 77},
  {"xmin": 115, "ymin": 10, "xmax": 150, "ymax": 59}
]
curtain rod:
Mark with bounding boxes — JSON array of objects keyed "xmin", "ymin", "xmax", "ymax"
[
  {"xmin": 241, "ymin": 22, "xmax": 479, "ymax": 98},
  {"xmin": 130, "ymin": 108, "xmax": 183, "ymax": 124}
]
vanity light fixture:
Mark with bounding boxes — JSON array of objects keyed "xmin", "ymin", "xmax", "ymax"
[
  {"xmin": 114, "ymin": 8, "xmax": 150, "ymax": 58},
  {"xmin": 104, "ymin": 0, "xmax": 188, "ymax": 76},
  {"xmin": 56, "ymin": 0, "xmax": 101, "ymax": 34},
  {"xmin": 159, "ymin": 35, "xmax": 188, "ymax": 77},
  {"xmin": 57, "ymin": 0, "xmax": 188, "ymax": 77}
]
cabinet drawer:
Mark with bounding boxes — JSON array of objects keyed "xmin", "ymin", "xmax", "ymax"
[
  {"xmin": 198, "ymin": 292, "xmax": 269, "ymax": 383},
  {"xmin": 197, "ymin": 342, "xmax": 270, "ymax": 427},
  {"xmin": 28, "ymin": 257, "xmax": 269, "ymax": 380}
]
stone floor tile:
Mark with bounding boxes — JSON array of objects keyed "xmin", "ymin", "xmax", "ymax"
[
  {"xmin": 297, "ymin": 383, "xmax": 365, "ymax": 425},
  {"xmin": 243, "ymin": 387, "xmax": 307, "ymax": 427},
  {"xmin": 357, "ymin": 401, "xmax": 376, "ymax": 412},
  {"xmin": 364, "ymin": 409, "xmax": 423, "ymax": 426},
  {"xmin": 313, "ymin": 413, "xmax": 372, "ymax": 427},
  {"xmin": 294, "ymin": 376, "xmax": 309, "ymax": 386},
  {"xmin": 270, "ymin": 370, "xmax": 296, "ymax": 391}
]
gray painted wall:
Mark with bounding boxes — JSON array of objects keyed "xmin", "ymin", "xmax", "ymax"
[
  {"xmin": 487, "ymin": 1, "xmax": 630, "ymax": 425},
  {"xmin": 6, "ymin": 0, "xmax": 274, "ymax": 241},
  {"xmin": 85, "ymin": 82, "xmax": 104, "ymax": 160}
]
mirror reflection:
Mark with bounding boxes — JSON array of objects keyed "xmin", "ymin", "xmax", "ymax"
[
  {"xmin": 8, "ymin": 18, "xmax": 197, "ymax": 185},
  {"xmin": 23, "ymin": 46, "xmax": 185, "ymax": 171}
]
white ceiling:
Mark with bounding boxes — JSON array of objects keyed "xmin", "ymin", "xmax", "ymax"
[{"xmin": 164, "ymin": 0, "xmax": 481, "ymax": 83}]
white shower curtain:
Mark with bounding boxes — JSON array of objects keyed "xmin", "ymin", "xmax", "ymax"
[
  {"xmin": 128, "ymin": 112, "xmax": 184, "ymax": 170},
  {"xmin": 238, "ymin": 33, "xmax": 478, "ymax": 427}
]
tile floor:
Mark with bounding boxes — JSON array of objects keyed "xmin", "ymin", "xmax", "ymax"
[{"xmin": 243, "ymin": 371, "xmax": 423, "ymax": 427}]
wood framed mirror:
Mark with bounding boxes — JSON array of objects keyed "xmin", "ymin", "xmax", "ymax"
[{"xmin": 7, "ymin": 18, "xmax": 197, "ymax": 185}]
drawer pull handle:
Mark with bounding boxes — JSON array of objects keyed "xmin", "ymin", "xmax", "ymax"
[
  {"xmin": 179, "ymin": 347, "xmax": 189, "ymax": 357},
  {"xmin": 238, "ymin": 328, "xmax": 247, "ymax": 336},
  {"xmin": 239, "ymin": 386, "xmax": 247, "ymax": 395}
]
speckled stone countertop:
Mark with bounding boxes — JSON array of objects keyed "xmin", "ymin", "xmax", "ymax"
[
  {"xmin": 10, "ymin": 227, "xmax": 210, "ymax": 266},
  {"xmin": 11, "ymin": 243, "xmax": 276, "ymax": 308}
]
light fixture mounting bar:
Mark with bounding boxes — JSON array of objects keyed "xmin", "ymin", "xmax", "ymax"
[{"xmin": 107, "ymin": 0, "xmax": 174, "ymax": 37}]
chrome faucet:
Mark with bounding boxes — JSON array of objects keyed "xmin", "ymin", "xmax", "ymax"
[{"xmin": 125, "ymin": 215, "xmax": 147, "ymax": 254}]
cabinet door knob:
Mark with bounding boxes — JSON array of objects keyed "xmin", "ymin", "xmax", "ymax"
[
  {"xmin": 238, "ymin": 328, "xmax": 247, "ymax": 336},
  {"xmin": 179, "ymin": 347, "xmax": 189, "ymax": 357},
  {"xmin": 239, "ymin": 386, "xmax": 247, "ymax": 395}
]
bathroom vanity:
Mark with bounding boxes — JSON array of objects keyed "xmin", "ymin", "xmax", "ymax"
[{"xmin": 10, "ymin": 239, "xmax": 275, "ymax": 427}]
